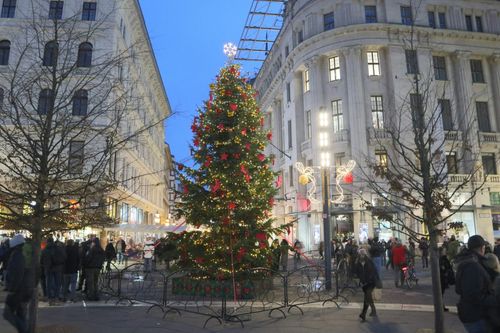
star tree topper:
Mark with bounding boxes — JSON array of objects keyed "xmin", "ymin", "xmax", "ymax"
[{"xmin": 223, "ymin": 42, "xmax": 237, "ymax": 60}]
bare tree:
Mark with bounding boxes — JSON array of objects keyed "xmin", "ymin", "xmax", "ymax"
[
  {"xmin": 359, "ymin": 1, "xmax": 487, "ymax": 332},
  {"xmin": 0, "ymin": 2, "xmax": 166, "ymax": 331}
]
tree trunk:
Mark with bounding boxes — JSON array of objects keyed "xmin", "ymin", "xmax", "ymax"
[
  {"xmin": 28, "ymin": 224, "xmax": 42, "ymax": 333},
  {"xmin": 429, "ymin": 230, "xmax": 444, "ymax": 333}
]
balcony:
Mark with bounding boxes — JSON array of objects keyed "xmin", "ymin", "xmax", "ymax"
[
  {"xmin": 368, "ymin": 128, "xmax": 390, "ymax": 144},
  {"xmin": 448, "ymin": 174, "xmax": 474, "ymax": 184},
  {"xmin": 486, "ymin": 174, "xmax": 500, "ymax": 183},
  {"xmin": 301, "ymin": 140, "xmax": 311, "ymax": 153},
  {"xmin": 444, "ymin": 131, "xmax": 462, "ymax": 142},
  {"xmin": 479, "ymin": 132, "xmax": 500, "ymax": 146},
  {"xmin": 332, "ymin": 129, "xmax": 350, "ymax": 143}
]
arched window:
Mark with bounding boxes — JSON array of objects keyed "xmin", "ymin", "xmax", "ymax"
[
  {"xmin": 77, "ymin": 42, "xmax": 92, "ymax": 67},
  {"xmin": 38, "ymin": 89, "xmax": 54, "ymax": 115},
  {"xmin": 0, "ymin": 40, "xmax": 11, "ymax": 66},
  {"xmin": 43, "ymin": 41, "xmax": 58, "ymax": 67},
  {"xmin": 72, "ymin": 90, "xmax": 88, "ymax": 116}
]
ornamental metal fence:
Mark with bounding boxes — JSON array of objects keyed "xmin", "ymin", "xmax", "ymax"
[{"xmin": 98, "ymin": 258, "xmax": 358, "ymax": 328}]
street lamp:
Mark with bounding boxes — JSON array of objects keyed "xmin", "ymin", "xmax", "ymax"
[{"xmin": 319, "ymin": 111, "xmax": 332, "ymax": 291}]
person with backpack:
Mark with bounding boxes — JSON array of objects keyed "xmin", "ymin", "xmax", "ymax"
[
  {"xmin": 83, "ymin": 238, "xmax": 105, "ymax": 301},
  {"xmin": 41, "ymin": 237, "xmax": 66, "ymax": 305}
]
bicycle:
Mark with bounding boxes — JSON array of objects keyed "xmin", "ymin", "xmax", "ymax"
[{"xmin": 401, "ymin": 261, "xmax": 419, "ymax": 289}]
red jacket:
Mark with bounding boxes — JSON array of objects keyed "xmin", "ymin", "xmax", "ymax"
[{"xmin": 392, "ymin": 245, "xmax": 407, "ymax": 265}]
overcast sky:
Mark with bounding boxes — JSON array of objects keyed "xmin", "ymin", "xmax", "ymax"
[{"xmin": 139, "ymin": 0, "xmax": 255, "ymax": 164}]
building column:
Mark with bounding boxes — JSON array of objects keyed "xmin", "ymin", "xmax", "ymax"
[{"xmin": 489, "ymin": 54, "xmax": 500, "ymax": 132}]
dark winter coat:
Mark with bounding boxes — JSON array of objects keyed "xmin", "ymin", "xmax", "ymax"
[
  {"xmin": 439, "ymin": 254, "xmax": 453, "ymax": 291},
  {"xmin": 5, "ymin": 245, "xmax": 34, "ymax": 301},
  {"xmin": 355, "ymin": 258, "xmax": 379, "ymax": 287},
  {"xmin": 455, "ymin": 249, "xmax": 497, "ymax": 323},
  {"xmin": 105, "ymin": 243, "xmax": 117, "ymax": 261},
  {"xmin": 64, "ymin": 244, "xmax": 80, "ymax": 274},
  {"xmin": 419, "ymin": 240, "xmax": 429, "ymax": 256},
  {"xmin": 116, "ymin": 239, "xmax": 126, "ymax": 253},
  {"xmin": 84, "ymin": 245, "xmax": 105, "ymax": 269}
]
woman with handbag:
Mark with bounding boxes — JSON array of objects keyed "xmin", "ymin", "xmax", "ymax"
[
  {"xmin": 355, "ymin": 248, "xmax": 381, "ymax": 321},
  {"xmin": 439, "ymin": 246, "xmax": 454, "ymax": 312}
]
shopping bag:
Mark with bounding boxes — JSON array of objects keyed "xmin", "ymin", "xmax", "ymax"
[{"xmin": 372, "ymin": 288, "xmax": 382, "ymax": 301}]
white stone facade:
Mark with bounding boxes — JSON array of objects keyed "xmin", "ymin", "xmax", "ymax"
[
  {"xmin": 0, "ymin": 0, "xmax": 171, "ymax": 240},
  {"xmin": 253, "ymin": 0, "xmax": 500, "ymax": 250}
]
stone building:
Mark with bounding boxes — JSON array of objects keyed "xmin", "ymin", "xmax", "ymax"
[{"xmin": 252, "ymin": 0, "xmax": 500, "ymax": 250}]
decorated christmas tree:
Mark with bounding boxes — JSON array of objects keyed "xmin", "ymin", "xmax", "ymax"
[{"xmin": 174, "ymin": 52, "xmax": 284, "ymax": 280}]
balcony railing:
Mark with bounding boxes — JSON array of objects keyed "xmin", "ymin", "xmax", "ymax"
[
  {"xmin": 479, "ymin": 132, "xmax": 500, "ymax": 144},
  {"xmin": 332, "ymin": 129, "xmax": 350, "ymax": 143},
  {"xmin": 448, "ymin": 174, "xmax": 473, "ymax": 184},
  {"xmin": 368, "ymin": 128, "xmax": 391, "ymax": 140},
  {"xmin": 486, "ymin": 174, "xmax": 500, "ymax": 183},
  {"xmin": 301, "ymin": 140, "xmax": 311, "ymax": 153},
  {"xmin": 444, "ymin": 131, "xmax": 462, "ymax": 142}
]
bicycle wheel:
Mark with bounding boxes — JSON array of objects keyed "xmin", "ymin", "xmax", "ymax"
[{"xmin": 405, "ymin": 275, "xmax": 414, "ymax": 289}]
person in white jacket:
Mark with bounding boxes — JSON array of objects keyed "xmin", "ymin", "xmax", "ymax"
[{"xmin": 143, "ymin": 238, "xmax": 155, "ymax": 272}]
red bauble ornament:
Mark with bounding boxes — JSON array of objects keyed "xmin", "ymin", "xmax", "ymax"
[
  {"xmin": 225, "ymin": 89, "xmax": 232, "ymax": 96},
  {"xmin": 228, "ymin": 202, "xmax": 236, "ymax": 210},
  {"xmin": 211, "ymin": 179, "xmax": 221, "ymax": 193},
  {"xmin": 260, "ymin": 117, "xmax": 264, "ymax": 127},
  {"xmin": 193, "ymin": 138, "xmax": 199, "ymax": 147},
  {"xmin": 343, "ymin": 172, "xmax": 354, "ymax": 184},
  {"xmin": 266, "ymin": 132, "xmax": 272, "ymax": 140},
  {"xmin": 217, "ymin": 123, "xmax": 224, "ymax": 130},
  {"xmin": 233, "ymin": 153, "xmax": 240, "ymax": 159},
  {"xmin": 183, "ymin": 185, "xmax": 189, "ymax": 194},
  {"xmin": 257, "ymin": 153, "xmax": 265, "ymax": 162},
  {"xmin": 229, "ymin": 103, "xmax": 238, "ymax": 111},
  {"xmin": 220, "ymin": 152, "xmax": 229, "ymax": 160},
  {"xmin": 241, "ymin": 128, "xmax": 247, "ymax": 136},
  {"xmin": 245, "ymin": 143, "xmax": 251, "ymax": 151}
]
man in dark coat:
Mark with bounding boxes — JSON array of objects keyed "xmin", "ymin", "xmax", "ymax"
[
  {"xmin": 62, "ymin": 239, "xmax": 79, "ymax": 302},
  {"xmin": 105, "ymin": 239, "xmax": 116, "ymax": 271},
  {"xmin": 3, "ymin": 234, "xmax": 33, "ymax": 333},
  {"xmin": 84, "ymin": 238, "xmax": 105, "ymax": 301},
  {"xmin": 355, "ymin": 248, "xmax": 380, "ymax": 321},
  {"xmin": 455, "ymin": 235, "xmax": 497, "ymax": 333},
  {"xmin": 41, "ymin": 237, "xmax": 66, "ymax": 304}
]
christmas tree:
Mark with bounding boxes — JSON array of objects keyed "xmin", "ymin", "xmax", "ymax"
[{"xmin": 174, "ymin": 61, "xmax": 284, "ymax": 280}]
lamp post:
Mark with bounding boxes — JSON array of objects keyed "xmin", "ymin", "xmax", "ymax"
[{"xmin": 319, "ymin": 111, "xmax": 332, "ymax": 290}]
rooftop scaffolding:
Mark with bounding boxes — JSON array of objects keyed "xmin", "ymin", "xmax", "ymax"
[{"xmin": 235, "ymin": 0, "xmax": 285, "ymax": 72}]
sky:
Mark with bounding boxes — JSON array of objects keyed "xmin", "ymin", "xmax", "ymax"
[{"xmin": 139, "ymin": 0, "xmax": 255, "ymax": 165}]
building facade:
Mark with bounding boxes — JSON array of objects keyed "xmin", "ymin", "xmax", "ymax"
[
  {"xmin": 0, "ymin": 0, "xmax": 171, "ymax": 242},
  {"xmin": 253, "ymin": 0, "xmax": 500, "ymax": 251}
]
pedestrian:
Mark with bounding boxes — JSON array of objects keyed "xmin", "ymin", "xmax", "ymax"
[
  {"xmin": 355, "ymin": 248, "xmax": 380, "ymax": 321},
  {"xmin": 391, "ymin": 239, "xmax": 406, "ymax": 288},
  {"xmin": 115, "ymin": 237, "xmax": 126, "ymax": 265},
  {"xmin": 455, "ymin": 235, "xmax": 497, "ymax": 333},
  {"xmin": 407, "ymin": 239, "xmax": 416, "ymax": 265},
  {"xmin": 368, "ymin": 237, "xmax": 384, "ymax": 276},
  {"xmin": 385, "ymin": 238, "xmax": 393, "ymax": 270},
  {"xmin": 77, "ymin": 236, "xmax": 92, "ymax": 292},
  {"xmin": 105, "ymin": 239, "xmax": 116, "ymax": 271},
  {"xmin": 447, "ymin": 235, "xmax": 460, "ymax": 263},
  {"xmin": 62, "ymin": 239, "xmax": 79, "ymax": 302},
  {"xmin": 494, "ymin": 239, "xmax": 500, "ymax": 260},
  {"xmin": 3, "ymin": 234, "xmax": 33, "ymax": 333},
  {"xmin": 143, "ymin": 237, "xmax": 155, "ymax": 272},
  {"xmin": 41, "ymin": 237, "xmax": 66, "ymax": 305},
  {"xmin": 318, "ymin": 241, "xmax": 324, "ymax": 260},
  {"xmin": 83, "ymin": 238, "xmax": 105, "ymax": 301},
  {"xmin": 293, "ymin": 239, "xmax": 303, "ymax": 268},
  {"xmin": 0, "ymin": 236, "xmax": 11, "ymax": 284},
  {"xmin": 271, "ymin": 239, "xmax": 281, "ymax": 271},
  {"xmin": 438, "ymin": 246, "xmax": 454, "ymax": 312},
  {"xmin": 419, "ymin": 237, "xmax": 429, "ymax": 269},
  {"xmin": 483, "ymin": 253, "xmax": 500, "ymax": 331},
  {"xmin": 279, "ymin": 239, "xmax": 290, "ymax": 272}
]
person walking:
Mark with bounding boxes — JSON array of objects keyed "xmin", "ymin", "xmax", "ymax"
[
  {"xmin": 143, "ymin": 238, "xmax": 155, "ymax": 272},
  {"xmin": 279, "ymin": 239, "xmax": 290, "ymax": 272},
  {"xmin": 83, "ymin": 238, "xmax": 105, "ymax": 301},
  {"xmin": 355, "ymin": 248, "xmax": 380, "ymax": 321},
  {"xmin": 271, "ymin": 239, "xmax": 281, "ymax": 271},
  {"xmin": 407, "ymin": 239, "xmax": 416, "ymax": 265},
  {"xmin": 293, "ymin": 239, "xmax": 303, "ymax": 269},
  {"xmin": 483, "ymin": 253, "xmax": 500, "ymax": 331},
  {"xmin": 455, "ymin": 235, "xmax": 497, "ymax": 333},
  {"xmin": 419, "ymin": 237, "xmax": 429, "ymax": 269},
  {"xmin": 41, "ymin": 237, "xmax": 66, "ymax": 305},
  {"xmin": 391, "ymin": 239, "xmax": 406, "ymax": 288},
  {"xmin": 3, "ymin": 234, "xmax": 33, "ymax": 333},
  {"xmin": 385, "ymin": 238, "xmax": 393, "ymax": 270},
  {"xmin": 368, "ymin": 237, "xmax": 384, "ymax": 276},
  {"xmin": 77, "ymin": 236, "xmax": 92, "ymax": 292},
  {"xmin": 62, "ymin": 239, "xmax": 79, "ymax": 302},
  {"xmin": 105, "ymin": 239, "xmax": 116, "ymax": 271},
  {"xmin": 447, "ymin": 235, "xmax": 461, "ymax": 263},
  {"xmin": 439, "ymin": 246, "xmax": 454, "ymax": 312},
  {"xmin": 115, "ymin": 237, "xmax": 126, "ymax": 265}
]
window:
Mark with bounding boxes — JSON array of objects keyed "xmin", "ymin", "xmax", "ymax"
[
  {"xmin": 82, "ymin": 2, "xmax": 96, "ymax": 21},
  {"xmin": 49, "ymin": 1, "xmax": 63, "ymax": 20},
  {"xmin": 433, "ymin": 56, "xmax": 447, "ymax": 80},
  {"xmin": 69, "ymin": 141, "xmax": 84, "ymax": 174},
  {"xmin": 475, "ymin": 16, "xmax": 483, "ymax": 32},
  {"xmin": 286, "ymin": 82, "xmax": 291, "ymax": 103},
  {"xmin": 37, "ymin": 89, "xmax": 54, "ymax": 115},
  {"xmin": 43, "ymin": 41, "xmax": 58, "ymax": 67},
  {"xmin": 439, "ymin": 99, "xmax": 453, "ymax": 131},
  {"xmin": 287, "ymin": 119, "xmax": 292, "ymax": 149},
  {"xmin": 297, "ymin": 30, "xmax": 303, "ymax": 44},
  {"xmin": 476, "ymin": 101, "xmax": 491, "ymax": 132},
  {"xmin": 438, "ymin": 12, "xmax": 446, "ymax": 29},
  {"xmin": 303, "ymin": 69, "xmax": 310, "ymax": 92},
  {"xmin": 410, "ymin": 93, "xmax": 422, "ymax": 114},
  {"xmin": 0, "ymin": 40, "xmax": 10, "ymax": 65},
  {"xmin": 465, "ymin": 15, "xmax": 473, "ymax": 31},
  {"xmin": 324, "ymin": 12, "xmax": 334, "ymax": 31},
  {"xmin": 1, "ymin": 0, "xmax": 16, "ymax": 18},
  {"xmin": 375, "ymin": 149, "xmax": 388, "ymax": 169},
  {"xmin": 401, "ymin": 6, "xmax": 412, "ymax": 25},
  {"xmin": 405, "ymin": 49, "xmax": 419, "ymax": 74},
  {"xmin": 470, "ymin": 59, "xmax": 484, "ymax": 83},
  {"xmin": 490, "ymin": 192, "xmax": 500, "ymax": 206},
  {"xmin": 77, "ymin": 42, "xmax": 92, "ymax": 67},
  {"xmin": 329, "ymin": 56, "xmax": 340, "ymax": 81},
  {"xmin": 365, "ymin": 6, "xmax": 377, "ymax": 23},
  {"xmin": 306, "ymin": 110, "xmax": 311, "ymax": 139},
  {"xmin": 446, "ymin": 153, "xmax": 458, "ymax": 174},
  {"xmin": 428, "ymin": 11, "xmax": 436, "ymax": 28},
  {"xmin": 285, "ymin": 45, "xmax": 289, "ymax": 58},
  {"xmin": 331, "ymin": 99, "xmax": 343, "ymax": 133},
  {"xmin": 289, "ymin": 165, "xmax": 294, "ymax": 187},
  {"xmin": 371, "ymin": 96, "xmax": 384, "ymax": 129},
  {"xmin": 367, "ymin": 51, "xmax": 380, "ymax": 76},
  {"xmin": 482, "ymin": 154, "xmax": 496, "ymax": 175},
  {"xmin": 72, "ymin": 90, "xmax": 88, "ymax": 116}
]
